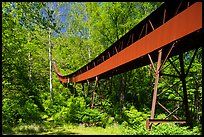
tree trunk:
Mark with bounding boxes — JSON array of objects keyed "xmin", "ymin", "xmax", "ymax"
[
  {"xmin": 49, "ymin": 28, "xmax": 53, "ymax": 101},
  {"xmin": 28, "ymin": 33, "xmax": 32, "ymax": 82},
  {"xmin": 28, "ymin": 52, "xmax": 32, "ymax": 81}
]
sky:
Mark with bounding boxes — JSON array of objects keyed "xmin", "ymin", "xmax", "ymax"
[
  {"xmin": 49, "ymin": 2, "xmax": 72, "ymax": 36},
  {"xmin": 9, "ymin": 2, "xmax": 69, "ymax": 36}
]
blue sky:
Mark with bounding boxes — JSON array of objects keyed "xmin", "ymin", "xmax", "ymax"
[{"xmin": 9, "ymin": 2, "xmax": 100, "ymax": 37}]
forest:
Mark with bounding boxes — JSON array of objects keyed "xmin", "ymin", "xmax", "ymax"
[{"xmin": 2, "ymin": 2, "xmax": 202, "ymax": 135}]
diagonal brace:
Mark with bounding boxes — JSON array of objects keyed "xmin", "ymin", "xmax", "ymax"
[{"xmin": 158, "ymin": 102, "xmax": 179, "ymax": 120}]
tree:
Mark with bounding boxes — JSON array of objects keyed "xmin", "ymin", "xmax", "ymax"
[{"xmin": 2, "ymin": 2, "xmax": 57, "ymax": 126}]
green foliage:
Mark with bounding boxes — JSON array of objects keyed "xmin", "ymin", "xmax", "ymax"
[
  {"xmin": 2, "ymin": 97, "xmax": 41, "ymax": 127},
  {"xmin": 19, "ymin": 100, "xmax": 41, "ymax": 123},
  {"xmin": 52, "ymin": 96, "xmax": 86, "ymax": 124},
  {"xmin": 50, "ymin": 95, "xmax": 109, "ymax": 127},
  {"xmin": 2, "ymin": 2, "xmax": 202, "ymax": 135},
  {"xmin": 2, "ymin": 2, "xmax": 53, "ymax": 128},
  {"xmin": 123, "ymin": 106, "xmax": 149, "ymax": 127},
  {"xmin": 2, "ymin": 98, "xmax": 20, "ymax": 126},
  {"xmin": 81, "ymin": 108, "xmax": 108, "ymax": 127},
  {"xmin": 149, "ymin": 124, "xmax": 198, "ymax": 135},
  {"xmin": 122, "ymin": 122, "xmax": 201, "ymax": 135}
]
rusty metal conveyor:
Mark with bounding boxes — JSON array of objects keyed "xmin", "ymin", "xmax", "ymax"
[
  {"xmin": 54, "ymin": 2, "xmax": 202, "ymax": 129},
  {"xmin": 54, "ymin": 2, "xmax": 202, "ymax": 84}
]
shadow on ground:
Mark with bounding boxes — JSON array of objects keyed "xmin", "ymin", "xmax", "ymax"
[
  {"xmin": 41, "ymin": 127, "xmax": 78, "ymax": 135},
  {"xmin": 2, "ymin": 125, "xmax": 78, "ymax": 135}
]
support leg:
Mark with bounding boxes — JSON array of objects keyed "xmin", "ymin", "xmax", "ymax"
[
  {"xmin": 91, "ymin": 76, "xmax": 98, "ymax": 109},
  {"xmin": 150, "ymin": 49, "xmax": 162, "ymax": 120},
  {"xmin": 179, "ymin": 54, "xmax": 191, "ymax": 127},
  {"xmin": 82, "ymin": 83, "xmax": 85, "ymax": 96},
  {"xmin": 147, "ymin": 49, "xmax": 162, "ymax": 129}
]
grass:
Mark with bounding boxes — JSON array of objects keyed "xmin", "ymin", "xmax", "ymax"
[
  {"xmin": 3, "ymin": 122, "xmax": 201, "ymax": 135},
  {"xmin": 3, "ymin": 123, "xmax": 125, "ymax": 135}
]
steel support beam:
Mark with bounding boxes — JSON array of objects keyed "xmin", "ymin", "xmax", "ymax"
[
  {"xmin": 179, "ymin": 54, "xmax": 191, "ymax": 125},
  {"xmin": 149, "ymin": 119, "xmax": 186, "ymax": 124},
  {"xmin": 157, "ymin": 81, "xmax": 180, "ymax": 97},
  {"xmin": 52, "ymin": 2, "xmax": 202, "ymax": 130},
  {"xmin": 91, "ymin": 76, "xmax": 99, "ymax": 109},
  {"xmin": 150, "ymin": 49, "xmax": 162, "ymax": 120},
  {"xmin": 147, "ymin": 49, "xmax": 163, "ymax": 130},
  {"xmin": 54, "ymin": 2, "xmax": 202, "ymax": 84},
  {"xmin": 157, "ymin": 102, "xmax": 179, "ymax": 120},
  {"xmin": 70, "ymin": 2, "xmax": 202, "ymax": 83},
  {"xmin": 82, "ymin": 83, "xmax": 85, "ymax": 96},
  {"xmin": 146, "ymin": 49, "xmax": 198, "ymax": 129},
  {"xmin": 159, "ymin": 42, "xmax": 176, "ymax": 71},
  {"xmin": 146, "ymin": 118, "xmax": 187, "ymax": 130}
]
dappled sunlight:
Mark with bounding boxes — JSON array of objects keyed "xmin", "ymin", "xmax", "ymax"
[{"xmin": 2, "ymin": 2, "xmax": 202, "ymax": 135}]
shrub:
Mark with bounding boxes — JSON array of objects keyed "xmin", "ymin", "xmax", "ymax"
[
  {"xmin": 20, "ymin": 99, "xmax": 41, "ymax": 123},
  {"xmin": 52, "ymin": 95, "xmax": 86, "ymax": 124},
  {"xmin": 149, "ymin": 123, "xmax": 197, "ymax": 135},
  {"xmin": 81, "ymin": 108, "xmax": 108, "ymax": 127},
  {"xmin": 2, "ymin": 98, "xmax": 41, "ymax": 127},
  {"xmin": 123, "ymin": 106, "xmax": 149, "ymax": 127},
  {"xmin": 107, "ymin": 117, "xmax": 114, "ymax": 126},
  {"xmin": 2, "ymin": 98, "xmax": 20, "ymax": 127},
  {"xmin": 122, "ymin": 121, "xmax": 201, "ymax": 135}
]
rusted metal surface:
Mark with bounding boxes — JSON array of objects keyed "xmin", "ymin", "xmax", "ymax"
[
  {"xmin": 91, "ymin": 76, "xmax": 98, "ymax": 109},
  {"xmin": 149, "ymin": 119, "xmax": 187, "ymax": 123},
  {"xmin": 54, "ymin": 2, "xmax": 202, "ymax": 84},
  {"xmin": 148, "ymin": 54, "xmax": 156, "ymax": 73},
  {"xmin": 73, "ymin": 2, "xmax": 202, "ymax": 83},
  {"xmin": 53, "ymin": 62, "xmax": 69, "ymax": 83},
  {"xmin": 53, "ymin": 2, "xmax": 202, "ymax": 130},
  {"xmin": 165, "ymin": 106, "xmax": 180, "ymax": 119},
  {"xmin": 157, "ymin": 81, "xmax": 180, "ymax": 97},
  {"xmin": 145, "ymin": 2, "xmax": 202, "ymax": 127},
  {"xmin": 157, "ymin": 102, "xmax": 178, "ymax": 120},
  {"xmin": 146, "ymin": 48, "xmax": 200, "ymax": 129},
  {"xmin": 150, "ymin": 49, "xmax": 162, "ymax": 120},
  {"xmin": 160, "ymin": 76, "xmax": 183, "ymax": 98},
  {"xmin": 167, "ymin": 58, "xmax": 181, "ymax": 76},
  {"xmin": 159, "ymin": 42, "xmax": 175, "ymax": 71},
  {"xmin": 146, "ymin": 119, "xmax": 187, "ymax": 129}
]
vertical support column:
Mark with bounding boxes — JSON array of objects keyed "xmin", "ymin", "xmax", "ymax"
[
  {"xmin": 147, "ymin": 49, "xmax": 162, "ymax": 129},
  {"xmin": 179, "ymin": 54, "xmax": 191, "ymax": 126},
  {"xmin": 87, "ymin": 80, "xmax": 90, "ymax": 97},
  {"xmin": 82, "ymin": 83, "xmax": 84, "ymax": 96},
  {"xmin": 146, "ymin": 119, "xmax": 150, "ymax": 129},
  {"xmin": 91, "ymin": 76, "xmax": 98, "ymax": 109},
  {"xmin": 150, "ymin": 49, "xmax": 162, "ymax": 120},
  {"xmin": 73, "ymin": 83, "xmax": 76, "ymax": 95}
]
